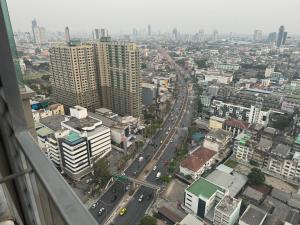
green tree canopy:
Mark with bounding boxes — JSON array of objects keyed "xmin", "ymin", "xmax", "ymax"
[
  {"xmin": 247, "ymin": 168, "xmax": 265, "ymax": 185},
  {"xmin": 140, "ymin": 215, "xmax": 157, "ymax": 225},
  {"xmin": 94, "ymin": 159, "xmax": 111, "ymax": 187}
]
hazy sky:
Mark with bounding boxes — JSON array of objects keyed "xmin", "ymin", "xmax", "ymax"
[{"xmin": 7, "ymin": 0, "xmax": 300, "ymax": 35}]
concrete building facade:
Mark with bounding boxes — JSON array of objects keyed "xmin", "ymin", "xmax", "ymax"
[
  {"xmin": 49, "ymin": 44, "xmax": 100, "ymax": 111},
  {"xmin": 94, "ymin": 38, "xmax": 142, "ymax": 118}
]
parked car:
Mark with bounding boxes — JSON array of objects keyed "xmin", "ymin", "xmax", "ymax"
[
  {"xmin": 92, "ymin": 202, "xmax": 98, "ymax": 209},
  {"xmin": 98, "ymin": 207, "xmax": 105, "ymax": 216}
]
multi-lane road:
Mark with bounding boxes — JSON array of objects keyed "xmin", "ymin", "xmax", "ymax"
[{"xmin": 89, "ymin": 47, "xmax": 193, "ymax": 225}]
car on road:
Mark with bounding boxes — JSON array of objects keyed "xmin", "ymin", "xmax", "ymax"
[
  {"xmin": 98, "ymin": 207, "xmax": 105, "ymax": 216},
  {"xmin": 111, "ymin": 195, "xmax": 117, "ymax": 202},
  {"xmin": 156, "ymin": 171, "xmax": 161, "ymax": 179},
  {"xmin": 138, "ymin": 194, "xmax": 144, "ymax": 202},
  {"xmin": 153, "ymin": 165, "xmax": 157, "ymax": 171},
  {"xmin": 119, "ymin": 207, "xmax": 127, "ymax": 216},
  {"xmin": 91, "ymin": 202, "xmax": 98, "ymax": 209}
]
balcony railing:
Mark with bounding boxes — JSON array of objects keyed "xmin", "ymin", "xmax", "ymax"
[{"xmin": 0, "ymin": 1, "xmax": 98, "ymax": 224}]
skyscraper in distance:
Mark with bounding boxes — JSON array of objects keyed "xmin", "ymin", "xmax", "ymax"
[
  {"xmin": 253, "ymin": 29, "xmax": 263, "ymax": 42},
  {"xmin": 38, "ymin": 27, "xmax": 47, "ymax": 44},
  {"xmin": 132, "ymin": 28, "xmax": 138, "ymax": 37},
  {"xmin": 267, "ymin": 32, "xmax": 276, "ymax": 43},
  {"xmin": 65, "ymin": 26, "xmax": 70, "ymax": 43},
  {"xmin": 282, "ymin": 31, "xmax": 288, "ymax": 45},
  {"xmin": 32, "ymin": 18, "xmax": 38, "ymax": 43},
  {"xmin": 94, "ymin": 28, "xmax": 100, "ymax": 39},
  {"xmin": 172, "ymin": 28, "xmax": 178, "ymax": 40},
  {"xmin": 276, "ymin": 25, "xmax": 285, "ymax": 47},
  {"xmin": 212, "ymin": 29, "xmax": 218, "ymax": 41},
  {"xmin": 147, "ymin": 24, "xmax": 151, "ymax": 36},
  {"xmin": 94, "ymin": 28, "xmax": 108, "ymax": 39}
]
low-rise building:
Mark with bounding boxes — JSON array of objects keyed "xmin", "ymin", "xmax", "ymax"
[
  {"xmin": 209, "ymin": 116, "xmax": 225, "ymax": 130},
  {"xmin": 62, "ymin": 106, "xmax": 111, "ymax": 161},
  {"xmin": 203, "ymin": 129, "xmax": 232, "ymax": 152},
  {"xmin": 203, "ymin": 70, "xmax": 233, "ymax": 84},
  {"xmin": 206, "ymin": 165, "xmax": 247, "ymax": 197},
  {"xmin": 180, "ymin": 147, "xmax": 217, "ymax": 179},
  {"xmin": 184, "ymin": 177, "xmax": 227, "ymax": 218},
  {"xmin": 39, "ymin": 115, "xmax": 68, "ymax": 167},
  {"xmin": 177, "ymin": 214, "xmax": 204, "ymax": 225},
  {"xmin": 213, "ymin": 195, "xmax": 241, "ymax": 225},
  {"xmin": 281, "ymin": 95, "xmax": 300, "ymax": 113},
  {"xmin": 224, "ymin": 118, "xmax": 250, "ymax": 137},
  {"xmin": 36, "ymin": 106, "xmax": 112, "ymax": 180},
  {"xmin": 233, "ymin": 132, "xmax": 256, "ymax": 162},
  {"xmin": 32, "ymin": 103, "xmax": 65, "ymax": 122},
  {"xmin": 239, "ymin": 204, "xmax": 267, "ymax": 225},
  {"xmin": 214, "ymin": 63, "xmax": 240, "ymax": 71}
]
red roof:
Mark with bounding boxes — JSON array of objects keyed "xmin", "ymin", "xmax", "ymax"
[
  {"xmin": 180, "ymin": 147, "xmax": 216, "ymax": 172},
  {"xmin": 225, "ymin": 118, "xmax": 250, "ymax": 129}
]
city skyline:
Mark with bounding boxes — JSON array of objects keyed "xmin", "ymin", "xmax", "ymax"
[{"xmin": 7, "ymin": 0, "xmax": 300, "ymax": 35}]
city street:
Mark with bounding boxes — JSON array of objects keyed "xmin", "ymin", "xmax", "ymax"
[
  {"xmin": 111, "ymin": 53, "xmax": 194, "ymax": 225},
  {"xmin": 90, "ymin": 47, "xmax": 191, "ymax": 225}
]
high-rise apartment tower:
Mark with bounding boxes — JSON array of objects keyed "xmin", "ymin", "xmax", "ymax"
[
  {"xmin": 94, "ymin": 37, "xmax": 141, "ymax": 118},
  {"xmin": 49, "ymin": 44, "xmax": 100, "ymax": 111}
]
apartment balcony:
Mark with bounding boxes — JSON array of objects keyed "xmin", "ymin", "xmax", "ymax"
[{"xmin": 0, "ymin": 1, "xmax": 98, "ymax": 224}]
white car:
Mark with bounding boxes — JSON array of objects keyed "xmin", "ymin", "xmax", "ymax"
[
  {"xmin": 138, "ymin": 194, "xmax": 144, "ymax": 202},
  {"xmin": 98, "ymin": 207, "xmax": 105, "ymax": 216},
  {"xmin": 153, "ymin": 165, "xmax": 157, "ymax": 171},
  {"xmin": 92, "ymin": 202, "xmax": 98, "ymax": 209}
]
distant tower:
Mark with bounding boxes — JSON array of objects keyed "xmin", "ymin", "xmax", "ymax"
[
  {"xmin": 147, "ymin": 24, "xmax": 151, "ymax": 36},
  {"xmin": 276, "ymin": 25, "xmax": 285, "ymax": 47},
  {"xmin": 100, "ymin": 28, "xmax": 108, "ymax": 38},
  {"xmin": 132, "ymin": 28, "xmax": 138, "ymax": 37},
  {"xmin": 267, "ymin": 32, "xmax": 277, "ymax": 43},
  {"xmin": 31, "ymin": 18, "xmax": 38, "ymax": 43},
  {"xmin": 212, "ymin": 29, "xmax": 218, "ymax": 41},
  {"xmin": 199, "ymin": 29, "xmax": 204, "ymax": 41},
  {"xmin": 94, "ymin": 28, "xmax": 108, "ymax": 40},
  {"xmin": 65, "ymin": 26, "xmax": 70, "ymax": 43},
  {"xmin": 282, "ymin": 31, "xmax": 288, "ymax": 45},
  {"xmin": 172, "ymin": 28, "xmax": 178, "ymax": 40},
  {"xmin": 94, "ymin": 28, "xmax": 100, "ymax": 40},
  {"xmin": 253, "ymin": 29, "xmax": 263, "ymax": 42}
]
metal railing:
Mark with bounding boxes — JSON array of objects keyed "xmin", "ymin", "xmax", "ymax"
[{"xmin": 0, "ymin": 1, "xmax": 98, "ymax": 224}]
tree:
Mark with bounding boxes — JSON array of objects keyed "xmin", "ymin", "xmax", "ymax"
[
  {"xmin": 140, "ymin": 215, "xmax": 157, "ymax": 225},
  {"xmin": 41, "ymin": 74, "xmax": 50, "ymax": 81},
  {"xmin": 94, "ymin": 159, "xmax": 112, "ymax": 187},
  {"xmin": 195, "ymin": 59, "xmax": 208, "ymax": 69},
  {"xmin": 247, "ymin": 168, "xmax": 265, "ymax": 185}
]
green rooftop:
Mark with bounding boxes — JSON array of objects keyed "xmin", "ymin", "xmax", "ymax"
[
  {"xmin": 66, "ymin": 131, "xmax": 81, "ymax": 142},
  {"xmin": 239, "ymin": 133, "xmax": 252, "ymax": 145},
  {"xmin": 36, "ymin": 127, "xmax": 53, "ymax": 137},
  {"xmin": 186, "ymin": 177, "xmax": 224, "ymax": 200},
  {"xmin": 295, "ymin": 133, "xmax": 300, "ymax": 145}
]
